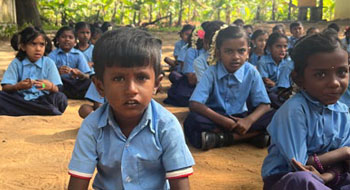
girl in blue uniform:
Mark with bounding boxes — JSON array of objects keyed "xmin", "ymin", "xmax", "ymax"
[
  {"xmin": 262, "ymin": 31, "xmax": 350, "ymax": 190},
  {"xmin": 249, "ymin": 29, "xmax": 268, "ymax": 67},
  {"xmin": 75, "ymin": 22, "xmax": 94, "ymax": 70},
  {"xmin": 0, "ymin": 26, "xmax": 67, "ymax": 116},
  {"xmin": 184, "ymin": 25, "xmax": 274, "ymax": 150},
  {"xmin": 49, "ymin": 26, "xmax": 91, "ymax": 99}
]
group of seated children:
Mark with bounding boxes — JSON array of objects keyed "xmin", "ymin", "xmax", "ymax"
[
  {"xmin": 2, "ymin": 19, "xmax": 350, "ymax": 190},
  {"xmin": 0, "ymin": 22, "xmax": 107, "ymax": 116}
]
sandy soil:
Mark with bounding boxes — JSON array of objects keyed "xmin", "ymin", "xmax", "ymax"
[{"xmin": 3, "ymin": 20, "xmax": 348, "ymax": 189}]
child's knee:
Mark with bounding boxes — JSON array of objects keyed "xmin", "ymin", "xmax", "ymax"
[{"xmin": 78, "ymin": 104, "xmax": 94, "ymax": 118}]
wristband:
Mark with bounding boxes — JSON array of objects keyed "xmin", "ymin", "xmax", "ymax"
[
  {"xmin": 313, "ymin": 153, "xmax": 325, "ymax": 173},
  {"xmin": 42, "ymin": 83, "xmax": 46, "ymax": 89}
]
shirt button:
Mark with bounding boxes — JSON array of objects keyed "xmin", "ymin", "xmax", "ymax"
[
  {"xmin": 125, "ymin": 143, "xmax": 129, "ymax": 147},
  {"xmin": 126, "ymin": 176, "xmax": 132, "ymax": 183}
]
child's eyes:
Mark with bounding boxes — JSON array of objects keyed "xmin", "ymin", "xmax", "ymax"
[
  {"xmin": 337, "ymin": 69, "xmax": 349, "ymax": 77},
  {"xmin": 238, "ymin": 48, "xmax": 247, "ymax": 54},
  {"xmin": 314, "ymin": 72, "xmax": 326, "ymax": 79},
  {"xmin": 137, "ymin": 74, "xmax": 150, "ymax": 81},
  {"xmin": 113, "ymin": 76, "xmax": 124, "ymax": 81}
]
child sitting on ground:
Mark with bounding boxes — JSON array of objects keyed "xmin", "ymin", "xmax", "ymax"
[
  {"xmin": 49, "ymin": 26, "xmax": 91, "ymax": 99},
  {"xmin": 0, "ymin": 26, "xmax": 67, "ymax": 116},
  {"xmin": 68, "ymin": 27, "xmax": 195, "ymax": 190},
  {"xmin": 288, "ymin": 21, "xmax": 304, "ymax": 51},
  {"xmin": 262, "ymin": 30, "xmax": 350, "ymax": 190},
  {"xmin": 184, "ymin": 25, "xmax": 274, "ymax": 150},
  {"xmin": 249, "ymin": 29, "xmax": 268, "ymax": 66}
]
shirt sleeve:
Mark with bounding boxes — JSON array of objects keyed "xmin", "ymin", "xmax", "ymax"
[
  {"xmin": 193, "ymin": 56, "xmax": 207, "ymax": 82},
  {"xmin": 77, "ymin": 52, "xmax": 91, "ymax": 74},
  {"xmin": 173, "ymin": 41, "xmax": 182, "ymax": 57},
  {"xmin": 183, "ymin": 48, "xmax": 197, "ymax": 74},
  {"xmin": 249, "ymin": 69, "xmax": 271, "ymax": 107},
  {"xmin": 267, "ymin": 100, "xmax": 309, "ymax": 166},
  {"xmin": 277, "ymin": 61, "xmax": 294, "ymax": 88},
  {"xmin": 189, "ymin": 68, "xmax": 213, "ymax": 104},
  {"xmin": 46, "ymin": 57, "xmax": 63, "ymax": 86},
  {"xmin": 1, "ymin": 59, "xmax": 20, "ymax": 85},
  {"xmin": 68, "ymin": 120, "xmax": 98, "ymax": 179},
  {"xmin": 160, "ymin": 116, "xmax": 195, "ymax": 179},
  {"xmin": 257, "ymin": 58, "xmax": 269, "ymax": 79}
]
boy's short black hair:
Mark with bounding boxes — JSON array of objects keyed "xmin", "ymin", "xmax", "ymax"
[
  {"xmin": 327, "ymin": 23, "xmax": 340, "ymax": 33},
  {"xmin": 93, "ymin": 27, "xmax": 162, "ymax": 81},
  {"xmin": 289, "ymin": 21, "xmax": 303, "ymax": 31}
]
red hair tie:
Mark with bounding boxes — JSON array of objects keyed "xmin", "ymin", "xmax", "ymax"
[{"xmin": 197, "ymin": 30, "xmax": 205, "ymax": 39}]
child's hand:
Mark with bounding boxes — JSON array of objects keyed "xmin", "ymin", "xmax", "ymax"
[
  {"xmin": 16, "ymin": 78, "xmax": 33, "ymax": 90},
  {"xmin": 33, "ymin": 79, "xmax": 53, "ymax": 91},
  {"xmin": 88, "ymin": 62, "xmax": 94, "ymax": 68},
  {"xmin": 291, "ymin": 158, "xmax": 336, "ymax": 183},
  {"xmin": 230, "ymin": 116, "xmax": 253, "ymax": 135},
  {"xmin": 222, "ymin": 116, "xmax": 237, "ymax": 131},
  {"xmin": 59, "ymin": 66, "xmax": 72, "ymax": 75},
  {"xmin": 71, "ymin": 68, "xmax": 83, "ymax": 79},
  {"xmin": 263, "ymin": 78, "xmax": 276, "ymax": 88}
]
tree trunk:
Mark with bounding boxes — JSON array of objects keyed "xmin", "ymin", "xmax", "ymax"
[
  {"xmin": 15, "ymin": 0, "xmax": 41, "ymax": 27},
  {"xmin": 149, "ymin": 4, "xmax": 153, "ymax": 23},
  {"xmin": 188, "ymin": 0, "xmax": 191, "ymax": 23},
  {"xmin": 256, "ymin": 5, "xmax": 261, "ymax": 20},
  {"xmin": 111, "ymin": 1, "xmax": 118, "ymax": 22},
  {"xmin": 288, "ymin": 0, "xmax": 292, "ymax": 20},
  {"xmin": 298, "ymin": 7, "xmax": 308, "ymax": 21},
  {"xmin": 177, "ymin": 0, "xmax": 183, "ymax": 26},
  {"xmin": 271, "ymin": 0, "xmax": 276, "ymax": 21},
  {"xmin": 169, "ymin": 12, "xmax": 173, "ymax": 27}
]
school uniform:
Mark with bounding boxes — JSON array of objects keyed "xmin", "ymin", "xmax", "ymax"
[
  {"xmin": 249, "ymin": 52, "xmax": 262, "ymax": 67},
  {"xmin": 184, "ymin": 61, "xmax": 273, "ymax": 148},
  {"xmin": 168, "ymin": 44, "xmax": 189, "ymax": 84},
  {"xmin": 173, "ymin": 40, "xmax": 186, "ymax": 58},
  {"xmin": 0, "ymin": 57, "xmax": 67, "ymax": 116},
  {"xmin": 262, "ymin": 91, "xmax": 350, "ymax": 190},
  {"xmin": 68, "ymin": 99, "xmax": 195, "ymax": 190},
  {"xmin": 340, "ymin": 79, "xmax": 350, "ymax": 107},
  {"xmin": 76, "ymin": 44, "xmax": 95, "ymax": 74},
  {"xmin": 85, "ymin": 82, "xmax": 105, "ymax": 104},
  {"xmin": 193, "ymin": 51, "xmax": 209, "ymax": 82},
  {"xmin": 164, "ymin": 48, "xmax": 205, "ymax": 107},
  {"xmin": 49, "ymin": 48, "xmax": 91, "ymax": 99},
  {"xmin": 288, "ymin": 36, "xmax": 298, "ymax": 50}
]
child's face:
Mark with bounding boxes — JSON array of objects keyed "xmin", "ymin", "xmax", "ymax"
[
  {"xmin": 245, "ymin": 27, "xmax": 253, "ymax": 37},
  {"xmin": 274, "ymin": 28, "xmax": 285, "ymax": 35},
  {"xmin": 291, "ymin": 25, "xmax": 304, "ymax": 38},
  {"xmin": 269, "ymin": 37, "xmax": 288, "ymax": 63},
  {"xmin": 58, "ymin": 30, "xmax": 76, "ymax": 52},
  {"xmin": 95, "ymin": 64, "xmax": 161, "ymax": 124},
  {"xmin": 22, "ymin": 35, "xmax": 45, "ymax": 62},
  {"xmin": 77, "ymin": 27, "xmax": 91, "ymax": 44},
  {"xmin": 253, "ymin": 33, "xmax": 268, "ymax": 51},
  {"xmin": 91, "ymin": 33, "xmax": 101, "ymax": 45},
  {"xmin": 218, "ymin": 37, "xmax": 249, "ymax": 73},
  {"xmin": 181, "ymin": 29, "xmax": 192, "ymax": 42},
  {"xmin": 300, "ymin": 48, "xmax": 349, "ymax": 105}
]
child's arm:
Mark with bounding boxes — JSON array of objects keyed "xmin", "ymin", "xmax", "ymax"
[
  {"xmin": 291, "ymin": 158, "xmax": 335, "ymax": 183},
  {"xmin": 307, "ymin": 147, "xmax": 350, "ymax": 168},
  {"xmin": 185, "ymin": 73, "xmax": 197, "ymax": 86},
  {"xmin": 68, "ymin": 176, "xmax": 90, "ymax": 190},
  {"xmin": 2, "ymin": 78, "xmax": 33, "ymax": 92},
  {"xmin": 190, "ymin": 101, "xmax": 236, "ymax": 131},
  {"xmin": 33, "ymin": 79, "xmax": 59, "ymax": 93},
  {"xmin": 232, "ymin": 103, "xmax": 271, "ymax": 135},
  {"xmin": 262, "ymin": 77, "xmax": 276, "ymax": 88},
  {"xmin": 169, "ymin": 177, "xmax": 190, "ymax": 190},
  {"xmin": 71, "ymin": 68, "xmax": 90, "ymax": 79}
]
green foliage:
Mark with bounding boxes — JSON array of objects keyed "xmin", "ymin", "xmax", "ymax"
[
  {"xmin": 0, "ymin": 24, "xmax": 17, "ymax": 39},
  {"xmin": 37, "ymin": 0, "xmax": 336, "ymax": 28}
]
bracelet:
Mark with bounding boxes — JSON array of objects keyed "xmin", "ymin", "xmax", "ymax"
[
  {"xmin": 313, "ymin": 153, "xmax": 325, "ymax": 173},
  {"xmin": 327, "ymin": 169, "xmax": 341, "ymax": 186}
]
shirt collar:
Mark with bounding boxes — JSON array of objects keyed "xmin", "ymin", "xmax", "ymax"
[
  {"xmin": 217, "ymin": 61, "xmax": 245, "ymax": 83},
  {"xmin": 301, "ymin": 90, "xmax": 348, "ymax": 112},
  {"xmin": 23, "ymin": 57, "xmax": 43, "ymax": 68},
  {"xmin": 57, "ymin": 47, "xmax": 80, "ymax": 54},
  {"xmin": 97, "ymin": 101, "xmax": 154, "ymax": 133}
]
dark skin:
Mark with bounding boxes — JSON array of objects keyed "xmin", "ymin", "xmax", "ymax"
[
  {"xmin": 2, "ymin": 78, "xmax": 59, "ymax": 93},
  {"xmin": 59, "ymin": 65, "xmax": 89, "ymax": 79}
]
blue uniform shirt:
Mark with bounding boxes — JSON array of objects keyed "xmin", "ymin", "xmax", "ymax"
[
  {"xmin": 76, "ymin": 44, "xmax": 95, "ymax": 74},
  {"xmin": 288, "ymin": 36, "xmax": 298, "ymax": 50},
  {"xmin": 85, "ymin": 82, "xmax": 105, "ymax": 104},
  {"xmin": 174, "ymin": 40, "xmax": 187, "ymax": 58},
  {"xmin": 276, "ymin": 59, "xmax": 294, "ymax": 88},
  {"xmin": 262, "ymin": 91, "xmax": 350, "ymax": 178},
  {"xmin": 341, "ymin": 38, "xmax": 350, "ymax": 53},
  {"xmin": 249, "ymin": 52, "xmax": 261, "ymax": 67},
  {"xmin": 68, "ymin": 99, "xmax": 195, "ymax": 190},
  {"xmin": 257, "ymin": 54, "xmax": 290, "ymax": 83},
  {"xmin": 1, "ymin": 57, "xmax": 62, "ymax": 101},
  {"xmin": 48, "ymin": 48, "xmax": 91, "ymax": 79},
  {"xmin": 190, "ymin": 61, "xmax": 270, "ymax": 115},
  {"xmin": 193, "ymin": 51, "xmax": 209, "ymax": 82},
  {"xmin": 182, "ymin": 48, "xmax": 205, "ymax": 74},
  {"xmin": 177, "ymin": 44, "xmax": 190, "ymax": 63},
  {"xmin": 340, "ymin": 78, "xmax": 350, "ymax": 107}
]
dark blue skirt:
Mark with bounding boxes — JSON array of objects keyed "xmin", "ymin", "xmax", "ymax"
[{"xmin": 61, "ymin": 77, "xmax": 91, "ymax": 99}]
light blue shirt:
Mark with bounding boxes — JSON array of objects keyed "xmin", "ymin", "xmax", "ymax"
[
  {"xmin": 262, "ymin": 91, "xmax": 350, "ymax": 178},
  {"xmin": 77, "ymin": 44, "xmax": 95, "ymax": 74},
  {"xmin": 340, "ymin": 78, "xmax": 350, "ymax": 107},
  {"xmin": 48, "ymin": 48, "xmax": 91, "ymax": 79},
  {"xmin": 257, "ymin": 54, "xmax": 290, "ymax": 83},
  {"xmin": 174, "ymin": 40, "xmax": 187, "ymax": 58},
  {"xmin": 182, "ymin": 48, "xmax": 205, "ymax": 74},
  {"xmin": 341, "ymin": 38, "xmax": 350, "ymax": 53},
  {"xmin": 193, "ymin": 51, "xmax": 209, "ymax": 83},
  {"xmin": 85, "ymin": 82, "xmax": 105, "ymax": 104},
  {"xmin": 288, "ymin": 36, "xmax": 298, "ymax": 50},
  {"xmin": 249, "ymin": 52, "xmax": 261, "ymax": 67},
  {"xmin": 190, "ymin": 61, "xmax": 270, "ymax": 115},
  {"xmin": 68, "ymin": 99, "xmax": 195, "ymax": 190},
  {"xmin": 276, "ymin": 59, "xmax": 294, "ymax": 88},
  {"xmin": 1, "ymin": 57, "xmax": 62, "ymax": 101},
  {"xmin": 177, "ymin": 44, "xmax": 189, "ymax": 63}
]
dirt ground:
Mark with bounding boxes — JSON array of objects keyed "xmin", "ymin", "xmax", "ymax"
[{"xmin": 0, "ymin": 21, "xmax": 349, "ymax": 190}]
